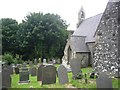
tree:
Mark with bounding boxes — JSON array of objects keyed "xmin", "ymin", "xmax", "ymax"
[
  {"xmin": 17, "ymin": 12, "xmax": 68, "ymax": 60},
  {"xmin": 2, "ymin": 18, "xmax": 19, "ymax": 55}
]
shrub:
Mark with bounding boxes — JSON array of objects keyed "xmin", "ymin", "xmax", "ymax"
[
  {"xmin": 15, "ymin": 54, "xmax": 23, "ymax": 64},
  {"xmin": 2, "ymin": 53, "xmax": 14, "ymax": 65}
]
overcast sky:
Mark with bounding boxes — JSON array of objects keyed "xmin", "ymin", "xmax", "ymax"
[{"xmin": 0, "ymin": 0, "xmax": 109, "ymax": 30}]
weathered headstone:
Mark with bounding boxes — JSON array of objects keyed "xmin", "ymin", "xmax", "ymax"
[
  {"xmin": 42, "ymin": 65, "xmax": 56, "ymax": 85},
  {"xmin": 23, "ymin": 62, "xmax": 27, "ymax": 67},
  {"xmin": 43, "ymin": 59, "xmax": 46, "ymax": 63},
  {"xmin": 29, "ymin": 61, "xmax": 33, "ymax": 67},
  {"xmin": 2, "ymin": 65, "xmax": 13, "ymax": 75},
  {"xmin": 2, "ymin": 67, "xmax": 11, "ymax": 88},
  {"xmin": 31, "ymin": 67, "xmax": 37, "ymax": 76},
  {"xmin": 16, "ymin": 64, "xmax": 22, "ymax": 68},
  {"xmin": 96, "ymin": 73, "xmax": 112, "ymax": 89},
  {"xmin": 57, "ymin": 65, "xmax": 68, "ymax": 84},
  {"xmin": 48, "ymin": 60, "xmax": 53, "ymax": 64},
  {"xmin": 53, "ymin": 59, "xmax": 56, "ymax": 64},
  {"xmin": 19, "ymin": 66, "xmax": 30, "ymax": 83},
  {"xmin": 37, "ymin": 64, "xmax": 45, "ymax": 81},
  {"xmin": 34, "ymin": 58, "xmax": 37, "ymax": 65},
  {"xmin": 15, "ymin": 67, "xmax": 19, "ymax": 74},
  {"xmin": 38, "ymin": 58, "xmax": 41, "ymax": 63},
  {"xmin": 8, "ymin": 65, "xmax": 14, "ymax": 75},
  {"xmin": 70, "ymin": 58, "xmax": 81, "ymax": 78}
]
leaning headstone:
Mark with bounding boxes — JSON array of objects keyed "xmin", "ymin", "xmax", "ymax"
[
  {"xmin": 42, "ymin": 65, "xmax": 56, "ymax": 85},
  {"xmin": 2, "ymin": 67, "xmax": 11, "ymax": 88},
  {"xmin": 15, "ymin": 67, "xmax": 19, "ymax": 74},
  {"xmin": 19, "ymin": 66, "xmax": 30, "ymax": 83},
  {"xmin": 70, "ymin": 58, "xmax": 81, "ymax": 78},
  {"xmin": 57, "ymin": 65, "xmax": 68, "ymax": 84},
  {"xmin": 37, "ymin": 64, "xmax": 45, "ymax": 81},
  {"xmin": 96, "ymin": 72, "xmax": 112, "ymax": 89},
  {"xmin": 31, "ymin": 67, "xmax": 37, "ymax": 76}
]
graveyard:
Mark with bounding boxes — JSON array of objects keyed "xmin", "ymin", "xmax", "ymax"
[
  {"xmin": 1, "ymin": 0, "xmax": 120, "ymax": 89},
  {"xmin": 1, "ymin": 63, "xmax": 119, "ymax": 89}
]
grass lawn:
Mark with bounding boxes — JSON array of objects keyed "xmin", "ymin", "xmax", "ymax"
[{"xmin": 10, "ymin": 64, "xmax": 119, "ymax": 89}]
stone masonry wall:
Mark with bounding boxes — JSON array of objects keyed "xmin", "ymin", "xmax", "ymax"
[
  {"xmin": 76, "ymin": 53, "xmax": 89, "ymax": 68},
  {"xmin": 93, "ymin": 1, "xmax": 120, "ymax": 76},
  {"xmin": 87, "ymin": 42, "xmax": 95, "ymax": 66}
]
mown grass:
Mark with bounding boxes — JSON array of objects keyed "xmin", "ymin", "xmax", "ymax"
[{"xmin": 10, "ymin": 64, "xmax": 119, "ymax": 89}]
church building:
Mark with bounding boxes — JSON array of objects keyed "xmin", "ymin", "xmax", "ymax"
[
  {"xmin": 62, "ymin": 7, "xmax": 102, "ymax": 67},
  {"xmin": 62, "ymin": 0, "xmax": 119, "ymax": 77}
]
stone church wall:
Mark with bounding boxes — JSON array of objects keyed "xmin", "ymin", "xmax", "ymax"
[
  {"xmin": 75, "ymin": 53, "xmax": 89, "ymax": 68},
  {"xmin": 87, "ymin": 42, "xmax": 95, "ymax": 66},
  {"xmin": 93, "ymin": 1, "xmax": 119, "ymax": 76}
]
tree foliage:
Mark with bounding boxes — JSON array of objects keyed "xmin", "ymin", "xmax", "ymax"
[
  {"xmin": 2, "ymin": 12, "xmax": 68, "ymax": 61},
  {"xmin": 2, "ymin": 18, "xmax": 19, "ymax": 54}
]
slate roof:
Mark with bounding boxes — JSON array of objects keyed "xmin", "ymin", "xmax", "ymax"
[
  {"xmin": 70, "ymin": 36, "xmax": 90, "ymax": 52},
  {"xmin": 73, "ymin": 13, "xmax": 103, "ymax": 42}
]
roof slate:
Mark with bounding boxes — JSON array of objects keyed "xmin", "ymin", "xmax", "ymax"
[
  {"xmin": 70, "ymin": 36, "xmax": 90, "ymax": 52},
  {"xmin": 73, "ymin": 13, "xmax": 103, "ymax": 42}
]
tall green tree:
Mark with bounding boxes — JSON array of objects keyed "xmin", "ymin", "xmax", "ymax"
[
  {"xmin": 2, "ymin": 18, "xmax": 19, "ymax": 55},
  {"xmin": 18, "ymin": 12, "xmax": 68, "ymax": 60}
]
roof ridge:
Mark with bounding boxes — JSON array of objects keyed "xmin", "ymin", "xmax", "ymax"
[
  {"xmin": 84, "ymin": 13, "xmax": 103, "ymax": 21},
  {"xmin": 71, "ymin": 35, "xmax": 86, "ymax": 37}
]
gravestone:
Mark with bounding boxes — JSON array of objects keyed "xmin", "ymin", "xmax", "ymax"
[
  {"xmin": 43, "ymin": 59, "xmax": 46, "ymax": 63},
  {"xmin": 16, "ymin": 64, "xmax": 22, "ymax": 68},
  {"xmin": 42, "ymin": 65, "xmax": 56, "ymax": 85},
  {"xmin": 53, "ymin": 60, "xmax": 56, "ymax": 64},
  {"xmin": 2, "ymin": 67, "xmax": 11, "ymax": 88},
  {"xmin": 57, "ymin": 65, "xmax": 68, "ymax": 84},
  {"xmin": 23, "ymin": 62, "xmax": 27, "ymax": 67},
  {"xmin": 15, "ymin": 67, "xmax": 19, "ymax": 74},
  {"xmin": 19, "ymin": 66, "xmax": 30, "ymax": 83},
  {"xmin": 8, "ymin": 65, "xmax": 14, "ymax": 75},
  {"xmin": 70, "ymin": 58, "xmax": 81, "ymax": 78},
  {"xmin": 96, "ymin": 72, "xmax": 112, "ymax": 89},
  {"xmin": 38, "ymin": 58, "xmax": 41, "ymax": 63},
  {"xmin": 48, "ymin": 60, "xmax": 53, "ymax": 64},
  {"xmin": 2, "ymin": 65, "xmax": 13, "ymax": 75},
  {"xmin": 31, "ymin": 67, "xmax": 37, "ymax": 76},
  {"xmin": 37, "ymin": 64, "xmax": 45, "ymax": 81},
  {"xmin": 29, "ymin": 61, "xmax": 33, "ymax": 67},
  {"xmin": 34, "ymin": 58, "xmax": 37, "ymax": 65}
]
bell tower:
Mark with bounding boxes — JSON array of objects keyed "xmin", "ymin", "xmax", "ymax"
[{"xmin": 76, "ymin": 6, "xmax": 85, "ymax": 28}]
